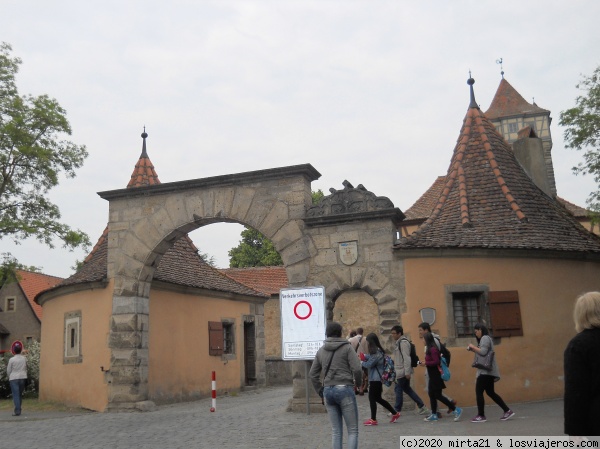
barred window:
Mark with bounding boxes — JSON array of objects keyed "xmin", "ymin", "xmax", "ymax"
[{"xmin": 452, "ymin": 291, "xmax": 484, "ymax": 337}]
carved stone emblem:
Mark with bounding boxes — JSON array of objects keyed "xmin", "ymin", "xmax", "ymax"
[
  {"xmin": 306, "ymin": 180, "xmax": 395, "ymax": 218},
  {"xmin": 339, "ymin": 241, "xmax": 358, "ymax": 265}
]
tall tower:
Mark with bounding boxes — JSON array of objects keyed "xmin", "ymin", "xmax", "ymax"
[{"xmin": 485, "ymin": 78, "xmax": 557, "ymax": 197}]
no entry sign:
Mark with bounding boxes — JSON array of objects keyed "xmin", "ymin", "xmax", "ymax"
[{"xmin": 280, "ymin": 286, "xmax": 326, "ymax": 360}]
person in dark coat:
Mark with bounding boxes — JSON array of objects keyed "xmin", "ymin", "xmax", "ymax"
[{"xmin": 564, "ymin": 291, "xmax": 600, "ymax": 438}]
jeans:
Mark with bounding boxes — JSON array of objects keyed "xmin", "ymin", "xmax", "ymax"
[
  {"xmin": 10, "ymin": 379, "xmax": 26, "ymax": 415},
  {"xmin": 324, "ymin": 385, "xmax": 359, "ymax": 449},
  {"xmin": 476, "ymin": 374, "xmax": 509, "ymax": 417},
  {"xmin": 394, "ymin": 376, "xmax": 425, "ymax": 412}
]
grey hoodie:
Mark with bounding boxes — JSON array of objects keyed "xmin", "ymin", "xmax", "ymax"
[{"xmin": 309, "ymin": 338, "xmax": 363, "ymax": 394}]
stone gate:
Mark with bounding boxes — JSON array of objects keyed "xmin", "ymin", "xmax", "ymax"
[{"xmin": 98, "ymin": 164, "xmax": 405, "ymax": 410}]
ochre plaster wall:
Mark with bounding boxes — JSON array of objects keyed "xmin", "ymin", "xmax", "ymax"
[
  {"xmin": 264, "ymin": 296, "xmax": 281, "ymax": 358},
  {"xmin": 401, "ymin": 257, "xmax": 600, "ymax": 407},
  {"xmin": 148, "ymin": 290, "xmax": 252, "ymax": 402},
  {"xmin": 39, "ymin": 284, "xmax": 112, "ymax": 412}
]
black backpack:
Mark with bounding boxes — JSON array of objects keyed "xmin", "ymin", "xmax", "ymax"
[
  {"xmin": 400, "ymin": 337, "xmax": 420, "ymax": 368},
  {"xmin": 435, "ymin": 337, "xmax": 451, "ymax": 367}
]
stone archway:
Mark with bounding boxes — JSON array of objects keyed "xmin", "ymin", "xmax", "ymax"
[{"xmin": 99, "ymin": 166, "xmax": 405, "ymax": 410}]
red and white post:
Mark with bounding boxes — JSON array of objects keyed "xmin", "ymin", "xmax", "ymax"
[{"xmin": 210, "ymin": 371, "xmax": 216, "ymax": 412}]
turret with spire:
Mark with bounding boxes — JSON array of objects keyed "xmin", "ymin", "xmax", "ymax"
[
  {"xmin": 485, "ymin": 77, "xmax": 556, "ymax": 196},
  {"xmin": 395, "ymin": 76, "xmax": 600, "ymax": 254}
]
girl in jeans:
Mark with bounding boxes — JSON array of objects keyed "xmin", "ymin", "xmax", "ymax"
[
  {"xmin": 467, "ymin": 323, "xmax": 514, "ymax": 423},
  {"xmin": 360, "ymin": 333, "xmax": 398, "ymax": 425},
  {"xmin": 310, "ymin": 322, "xmax": 363, "ymax": 449}
]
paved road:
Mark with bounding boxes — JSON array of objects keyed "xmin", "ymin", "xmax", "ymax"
[{"xmin": 1, "ymin": 386, "xmax": 566, "ymax": 448}]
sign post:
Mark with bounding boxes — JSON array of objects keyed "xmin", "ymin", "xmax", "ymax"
[{"xmin": 280, "ymin": 286, "xmax": 326, "ymax": 414}]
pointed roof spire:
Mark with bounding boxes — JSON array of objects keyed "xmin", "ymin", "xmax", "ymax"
[
  {"xmin": 468, "ymin": 72, "xmax": 478, "ymax": 109},
  {"xmin": 394, "ymin": 79, "xmax": 600, "ymax": 255},
  {"xmin": 484, "ymin": 78, "xmax": 548, "ymax": 120},
  {"xmin": 141, "ymin": 126, "xmax": 148, "ymax": 158},
  {"xmin": 496, "ymin": 58, "xmax": 504, "ymax": 79},
  {"xmin": 127, "ymin": 127, "xmax": 161, "ymax": 188}
]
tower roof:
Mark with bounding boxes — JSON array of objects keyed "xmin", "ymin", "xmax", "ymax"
[
  {"xmin": 127, "ymin": 129, "xmax": 160, "ymax": 188},
  {"xmin": 484, "ymin": 78, "xmax": 549, "ymax": 120},
  {"xmin": 43, "ymin": 131, "xmax": 267, "ymax": 300},
  {"xmin": 395, "ymin": 79, "xmax": 600, "ymax": 255}
]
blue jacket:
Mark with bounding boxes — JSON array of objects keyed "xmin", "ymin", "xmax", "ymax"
[{"xmin": 361, "ymin": 349, "xmax": 385, "ymax": 382}]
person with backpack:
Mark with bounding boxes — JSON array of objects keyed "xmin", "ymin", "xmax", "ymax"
[
  {"xmin": 348, "ymin": 327, "xmax": 369, "ymax": 395},
  {"xmin": 310, "ymin": 321, "xmax": 363, "ymax": 449},
  {"xmin": 417, "ymin": 322, "xmax": 457, "ymax": 417},
  {"xmin": 467, "ymin": 323, "xmax": 514, "ymax": 423},
  {"xmin": 360, "ymin": 333, "xmax": 399, "ymax": 425},
  {"xmin": 391, "ymin": 325, "xmax": 429, "ymax": 418},
  {"xmin": 420, "ymin": 332, "xmax": 462, "ymax": 422}
]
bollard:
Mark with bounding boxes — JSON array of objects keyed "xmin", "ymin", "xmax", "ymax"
[{"xmin": 210, "ymin": 371, "xmax": 216, "ymax": 412}]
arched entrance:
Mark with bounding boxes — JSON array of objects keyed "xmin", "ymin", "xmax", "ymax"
[{"xmin": 99, "ymin": 166, "xmax": 405, "ymax": 410}]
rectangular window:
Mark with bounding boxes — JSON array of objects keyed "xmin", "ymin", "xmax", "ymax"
[
  {"xmin": 64, "ymin": 311, "xmax": 82, "ymax": 363},
  {"xmin": 223, "ymin": 322, "xmax": 234, "ymax": 354},
  {"xmin": 208, "ymin": 320, "xmax": 235, "ymax": 356},
  {"xmin": 508, "ymin": 122, "xmax": 519, "ymax": 133},
  {"xmin": 6, "ymin": 298, "xmax": 15, "ymax": 312},
  {"xmin": 452, "ymin": 291, "xmax": 485, "ymax": 337}
]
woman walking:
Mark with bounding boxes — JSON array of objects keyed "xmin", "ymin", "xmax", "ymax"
[
  {"xmin": 360, "ymin": 333, "xmax": 399, "ymax": 425},
  {"xmin": 310, "ymin": 322, "xmax": 363, "ymax": 449},
  {"xmin": 421, "ymin": 332, "xmax": 462, "ymax": 422},
  {"xmin": 467, "ymin": 323, "xmax": 514, "ymax": 423}
]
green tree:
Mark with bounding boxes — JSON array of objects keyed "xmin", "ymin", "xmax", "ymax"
[
  {"xmin": 0, "ymin": 42, "xmax": 90, "ymax": 252},
  {"xmin": 312, "ymin": 189, "xmax": 325, "ymax": 204},
  {"xmin": 559, "ymin": 65, "xmax": 600, "ymax": 213},
  {"xmin": 0, "ymin": 252, "xmax": 39, "ymax": 287},
  {"xmin": 228, "ymin": 227, "xmax": 283, "ymax": 268}
]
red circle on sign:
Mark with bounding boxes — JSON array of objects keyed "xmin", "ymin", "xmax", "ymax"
[{"xmin": 294, "ymin": 300, "xmax": 312, "ymax": 320}]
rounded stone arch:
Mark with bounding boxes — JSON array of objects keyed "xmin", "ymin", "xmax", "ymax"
[
  {"xmin": 100, "ymin": 165, "xmax": 319, "ymax": 409},
  {"xmin": 308, "ymin": 265, "xmax": 403, "ymax": 331}
]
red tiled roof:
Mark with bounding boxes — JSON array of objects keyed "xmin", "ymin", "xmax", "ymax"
[
  {"xmin": 47, "ymin": 133, "xmax": 266, "ymax": 300},
  {"xmin": 557, "ymin": 197, "xmax": 591, "ymax": 218},
  {"xmin": 220, "ymin": 266, "xmax": 288, "ymax": 296},
  {"xmin": 395, "ymin": 85, "xmax": 600, "ymax": 254},
  {"xmin": 16, "ymin": 270, "xmax": 63, "ymax": 320},
  {"xmin": 403, "ymin": 176, "xmax": 445, "ymax": 221},
  {"xmin": 127, "ymin": 133, "xmax": 160, "ymax": 188},
  {"xmin": 484, "ymin": 78, "xmax": 549, "ymax": 120}
]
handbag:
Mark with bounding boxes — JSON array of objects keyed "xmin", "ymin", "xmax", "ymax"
[{"xmin": 472, "ymin": 350, "xmax": 494, "ymax": 371}]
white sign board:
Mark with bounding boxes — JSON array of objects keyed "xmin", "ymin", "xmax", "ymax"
[{"xmin": 280, "ymin": 286, "xmax": 326, "ymax": 360}]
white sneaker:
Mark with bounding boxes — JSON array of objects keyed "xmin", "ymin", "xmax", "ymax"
[{"xmin": 418, "ymin": 405, "xmax": 430, "ymax": 415}]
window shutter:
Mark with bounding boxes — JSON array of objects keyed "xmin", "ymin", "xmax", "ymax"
[
  {"xmin": 209, "ymin": 321, "xmax": 224, "ymax": 356},
  {"xmin": 488, "ymin": 291, "xmax": 523, "ymax": 337}
]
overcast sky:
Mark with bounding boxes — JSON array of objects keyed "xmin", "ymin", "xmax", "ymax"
[{"xmin": 2, "ymin": 1, "xmax": 599, "ymax": 278}]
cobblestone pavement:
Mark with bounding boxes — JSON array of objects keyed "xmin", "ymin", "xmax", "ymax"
[{"xmin": 1, "ymin": 386, "xmax": 565, "ymax": 448}]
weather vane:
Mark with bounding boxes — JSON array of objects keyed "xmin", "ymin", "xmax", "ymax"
[{"xmin": 496, "ymin": 58, "xmax": 504, "ymax": 79}]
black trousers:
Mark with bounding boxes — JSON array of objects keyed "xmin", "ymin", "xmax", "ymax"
[
  {"xmin": 476, "ymin": 374, "xmax": 509, "ymax": 417},
  {"xmin": 368, "ymin": 381, "xmax": 396, "ymax": 420}
]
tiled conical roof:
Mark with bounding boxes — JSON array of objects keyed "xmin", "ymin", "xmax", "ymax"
[
  {"xmin": 48, "ymin": 131, "xmax": 266, "ymax": 299},
  {"xmin": 127, "ymin": 129, "xmax": 160, "ymax": 188},
  {"xmin": 484, "ymin": 78, "xmax": 549, "ymax": 120},
  {"xmin": 395, "ymin": 79, "xmax": 600, "ymax": 254}
]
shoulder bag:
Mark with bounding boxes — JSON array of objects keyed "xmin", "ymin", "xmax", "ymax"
[{"xmin": 471, "ymin": 336, "xmax": 494, "ymax": 371}]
